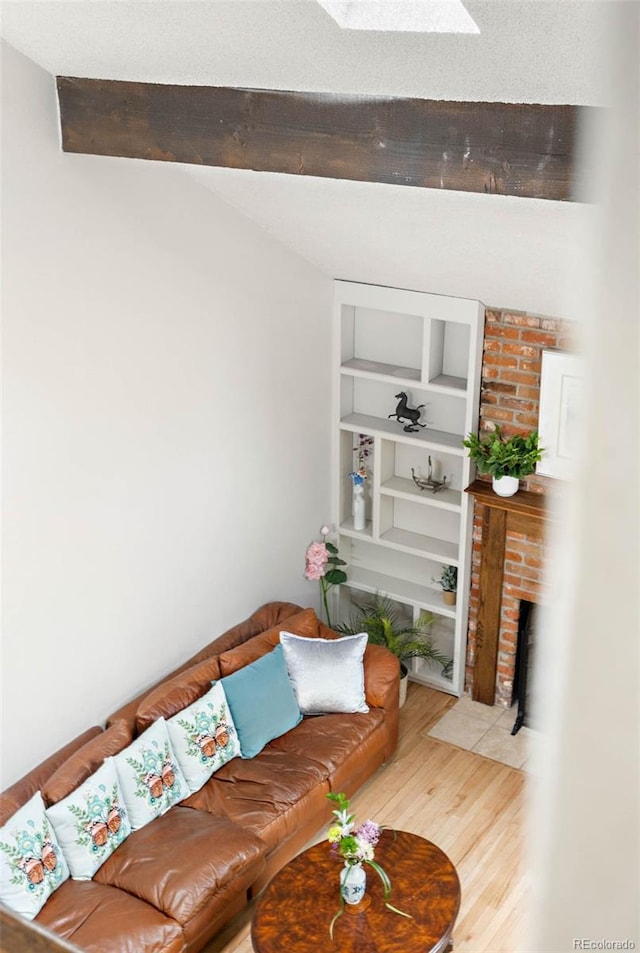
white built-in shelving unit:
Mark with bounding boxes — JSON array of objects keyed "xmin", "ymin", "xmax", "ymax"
[{"xmin": 332, "ymin": 280, "xmax": 484, "ymax": 696}]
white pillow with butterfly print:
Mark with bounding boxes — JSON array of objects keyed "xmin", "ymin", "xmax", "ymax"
[
  {"xmin": 166, "ymin": 681, "xmax": 240, "ymax": 794},
  {"xmin": 0, "ymin": 791, "xmax": 69, "ymax": 919},
  {"xmin": 110, "ymin": 717, "xmax": 188, "ymax": 830},
  {"xmin": 46, "ymin": 759, "xmax": 132, "ymax": 880}
]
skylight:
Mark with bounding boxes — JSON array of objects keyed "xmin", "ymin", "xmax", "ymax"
[{"xmin": 317, "ymin": 0, "xmax": 480, "ymax": 34}]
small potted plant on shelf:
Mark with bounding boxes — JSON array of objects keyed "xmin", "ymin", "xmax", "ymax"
[
  {"xmin": 335, "ymin": 594, "xmax": 452, "ymax": 707},
  {"xmin": 463, "ymin": 426, "xmax": 543, "ymax": 497},
  {"xmin": 434, "ymin": 565, "xmax": 457, "ymax": 606}
]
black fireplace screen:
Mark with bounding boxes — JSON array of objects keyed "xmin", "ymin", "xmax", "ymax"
[{"xmin": 511, "ymin": 600, "xmax": 537, "ymax": 735}]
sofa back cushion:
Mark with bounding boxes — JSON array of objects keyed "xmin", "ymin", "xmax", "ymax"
[
  {"xmin": 166, "ymin": 683, "xmax": 241, "ymax": 793},
  {"xmin": 111, "ymin": 719, "xmax": 188, "ymax": 830},
  {"xmin": 42, "ymin": 720, "xmax": 133, "ymax": 807},
  {"xmin": 218, "ymin": 608, "xmax": 320, "ymax": 677},
  {"xmin": 46, "ymin": 759, "xmax": 132, "ymax": 880},
  {"xmin": 135, "ymin": 655, "xmax": 222, "ymax": 734},
  {"xmin": 220, "ymin": 645, "xmax": 302, "ymax": 758},
  {"xmin": 0, "ymin": 792, "xmax": 70, "ymax": 919},
  {"xmin": 279, "ymin": 631, "xmax": 369, "ymax": 714}
]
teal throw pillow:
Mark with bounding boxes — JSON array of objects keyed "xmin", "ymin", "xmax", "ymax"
[{"xmin": 219, "ymin": 645, "xmax": 302, "ymax": 758}]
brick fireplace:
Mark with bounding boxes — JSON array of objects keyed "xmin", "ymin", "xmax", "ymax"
[{"xmin": 464, "ymin": 307, "xmax": 574, "ymax": 707}]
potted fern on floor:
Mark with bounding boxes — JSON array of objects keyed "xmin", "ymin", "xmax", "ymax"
[{"xmin": 335, "ymin": 594, "xmax": 452, "ymax": 707}]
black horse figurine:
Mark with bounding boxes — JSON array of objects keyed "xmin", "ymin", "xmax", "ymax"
[{"xmin": 388, "ymin": 392, "xmax": 426, "ymax": 432}]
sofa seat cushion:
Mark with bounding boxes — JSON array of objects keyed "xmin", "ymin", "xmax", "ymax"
[
  {"xmin": 36, "ymin": 878, "xmax": 185, "ymax": 953},
  {"xmin": 93, "ymin": 806, "xmax": 265, "ymax": 926},
  {"xmin": 183, "ymin": 748, "xmax": 329, "ymax": 850},
  {"xmin": 267, "ymin": 710, "xmax": 384, "ymax": 778}
]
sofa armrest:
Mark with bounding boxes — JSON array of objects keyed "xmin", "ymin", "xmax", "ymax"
[
  {"xmin": 363, "ymin": 644, "xmax": 400, "ymax": 710},
  {"xmin": 1, "ymin": 904, "xmax": 85, "ymax": 953}
]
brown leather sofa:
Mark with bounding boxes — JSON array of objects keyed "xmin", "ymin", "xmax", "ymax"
[{"xmin": 0, "ymin": 602, "xmax": 400, "ymax": 953}]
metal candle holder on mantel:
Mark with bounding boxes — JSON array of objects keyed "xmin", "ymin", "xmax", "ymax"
[{"xmin": 411, "ymin": 457, "xmax": 448, "ymax": 494}]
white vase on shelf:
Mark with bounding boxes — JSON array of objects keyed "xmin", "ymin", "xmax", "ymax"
[{"xmin": 352, "ymin": 483, "xmax": 366, "ymax": 531}]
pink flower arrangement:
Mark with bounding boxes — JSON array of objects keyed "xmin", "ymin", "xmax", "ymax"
[
  {"xmin": 304, "ymin": 541, "xmax": 329, "ymax": 581},
  {"xmin": 304, "ymin": 526, "xmax": 347, "ymax": 627}
]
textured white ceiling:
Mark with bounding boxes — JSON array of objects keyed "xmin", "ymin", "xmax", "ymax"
[
  {"xmin": 0, "ymin": 0, "xmax": 606, "ymax": 103},
  {"xmin": 186, "ymin": 165, "xmax": 595, "ymax": 315},
  {"xmin": 1, "ymin": 0, "xmax": 608, "ymax": 318}
]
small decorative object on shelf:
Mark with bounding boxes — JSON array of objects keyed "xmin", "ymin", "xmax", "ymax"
[
  {"xmin": 462, "ymin": 426, "xmax": 543, "ymax": 498},
  {"xmin": 434, "ymin": 565, "xmax": 458, "ymax": 605},
  {"xmin": 388, "ymin": 391, "xmax": 426, "ymax": 433},
  {"xmin": 350, "ymin": 479, "xmax": 366, "ymax": 531},
  {"xmin": 325, "ymin": 792, "xmax": 411, "ymax": 938},
  {"xmin": 410, "ymin": 456, "xmax": 448, "ymax": 494},
  {"xmin": 304, "ymin": 526, "xmax": 347, "ymax": 628},
  {"xmin": 349, "ymin": 434, "xmax": 373, "ymax": 532}
]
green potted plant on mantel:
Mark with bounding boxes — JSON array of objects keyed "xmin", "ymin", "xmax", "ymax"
[
  {"xmin": 463, "ymin": 426, "xmax": 543, "ymax": 497},
  {"xmin": 335, "ymin": 594, "xmax": 452, "ymax": 707},
  {"xmin": 434, "ymin": 565, "xmax": 457, "ymax": 606}
]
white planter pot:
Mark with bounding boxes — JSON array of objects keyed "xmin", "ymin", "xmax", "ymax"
[
  {"xmin": 399, "ymin": 669, "xmax": 408, "ymax": 708},
  {"xmin": 492, "ymin": 475, "xmax": 519, "ymax": 497}
]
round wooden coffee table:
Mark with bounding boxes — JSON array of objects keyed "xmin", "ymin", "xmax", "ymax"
[{"xmin": 251, "ymin": 829, "xmax": 461, "ymax": 952}]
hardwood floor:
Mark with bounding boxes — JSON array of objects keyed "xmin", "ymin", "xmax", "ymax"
[{"xmin": 204, "ymin": 683, "xmax": 528, "ymax": 953}]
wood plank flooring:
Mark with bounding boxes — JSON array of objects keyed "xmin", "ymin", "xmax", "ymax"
[{"xmin": 204, "ymin": 683, "xmax": 528, "ymax": 953}]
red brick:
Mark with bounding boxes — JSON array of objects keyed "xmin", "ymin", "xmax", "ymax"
[
  {"xmin": 501, "ymin": 370, "xmax": 539, "ymax": 386},
  {"xmin": 503, "ymin": 343, "xmax": 540, "ymax": 359},
  {"xmin": 518, "ymin": 541, "xmax": 543, "ymax": 555},
  {"xmin": 503, "ymin": 573, "xmax": 524, "ymax": 587},
  {"xmin": 485, "ymin": 309, "xmax": 502, "ymax": 323},
  {"xmin": 482, "ymin": 381, "xmax": 518, "ymax": 396},
  {"xmin": 541, "ymin": 318, "xmax": 561, "ymax": 333},
  {"xmin": 482, "ymin": 366, "xmax": 501, "ymax": 380},
  {"xmin": 524, "ymin": 556, "xmax": 544, "ymax": 570},
  {"xmin": 484, "ymin": 325, "xmax": 521, "ymax": 341},
  {"xmin": 483, "ymin": 339, "xmax": 502, "ymax": 352},
  {"xmin": 521, "ymin": 330, "xmax": 558, "ymax": 347},
  {"xmin": 505, "ymin": 549, "xmax": 524, "ymax": 563},
  {"xmin": 515, "ymin": 412, "xmax": 539, "ymax": 427},
  {"xmin": 519, "ymin": 359, "xmax": 542, "ymax": 373},
  {"xmin": 483, "ymin": 352, "xmax": 519, "ymax": 368},
  {"xmin": 503, "ymin": 313, "xmax": 542, "ymax": 328},
  {"xmin": 519, "ymin": 565, "xmax": 543, "ymax": 581},
  {"xmin": 500, "ymin": 396, "xmax": 536, "ymax": 412},
  {"xmin": 483, "ymin": 407, "xmax": 515, "ymax": 422},
  {"xmin": 517, "ymin": 386, "xmax": 541, "ymax": 401}
]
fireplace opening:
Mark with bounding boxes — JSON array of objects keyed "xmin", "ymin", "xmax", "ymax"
[{"xmin": 511, "ymin": 600, "xmax": 537, "ymax": 735}]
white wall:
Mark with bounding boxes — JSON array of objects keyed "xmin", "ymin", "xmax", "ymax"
[
  {"xmin": 1, "ymin": 43, "xmax": 332, "ymax": 787},
  {"xmin": 529, "ymin": 5, "xmax": 639, "ymax": 949}
]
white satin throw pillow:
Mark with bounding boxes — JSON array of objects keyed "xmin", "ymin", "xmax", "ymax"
[{"xmin": 279, "ymin": 632, "xmax": 369, "ymax": 715}]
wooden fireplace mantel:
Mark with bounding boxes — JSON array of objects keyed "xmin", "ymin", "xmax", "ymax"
[{"xmin": 464, "ymin": 480, "xmax": 550, "ymax": 705}]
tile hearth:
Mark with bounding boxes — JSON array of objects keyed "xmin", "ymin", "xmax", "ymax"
[{"xmin": 425, "ymin": 695, "xmax": 534, "ymax": 770}]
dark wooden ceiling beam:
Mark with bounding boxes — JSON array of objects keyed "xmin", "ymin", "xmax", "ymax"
[{"xmin": 57, "ymin": 77, "xmax": 589, "ymax": 201}]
